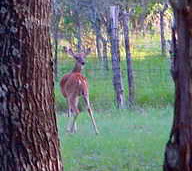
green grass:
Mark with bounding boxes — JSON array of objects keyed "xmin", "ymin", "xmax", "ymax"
[
  {"xmin": 55, "ymin": 34, "xmax": 174, "ymax": 170},
  {"xmin": 57, "ymin": 106, "xmax": 173, "ymax": 171}
]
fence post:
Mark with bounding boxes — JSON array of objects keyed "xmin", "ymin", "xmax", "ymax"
[
  {"xmin": 122, "ymin": 10, "xmax": 135, "ymax": 106},
  {"xmin": 110, "ymin": 6, "xmax": 125, "ymax": 108}
]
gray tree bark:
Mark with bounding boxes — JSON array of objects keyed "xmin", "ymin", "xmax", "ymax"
[
  {"xmin": 160, "ymin": 3, "xmax": 168, "ymax": 56},
  {"xmin": 122, "ymin": 10, "xmax": 135, "ymax": 106},
  {"xmin": 0, "ymin": 0, "xmax": 63, "ymax": 170},
  {"xmin": 110, "ymin": 6, "xmax": 125, "ymax": 108}
]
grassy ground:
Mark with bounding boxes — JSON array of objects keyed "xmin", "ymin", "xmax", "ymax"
[
  {"xmin": 55, "ymin": 34, "xmax": 174, "ymax": 170},
  {"xmin": 57, "ymin": 106, "xmax": 173, "ymax": 171}
]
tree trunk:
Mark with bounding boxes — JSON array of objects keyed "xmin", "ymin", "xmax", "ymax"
[
  {"xmin": 102, "ymin": 38, "xmax": 109, "ymax": 71},
  {"xmin": 54, "ymin": 35, "xmax": 58, "ymax": 78},
  {"xmin": 170, "ymin": 16, "xmax": 177, "ymax": 81},
  {"xmin": 110, "ymin": 6, "xmax": 125, "ymax": 108},
  {"xmin": 52, "ymin": 0, "xmax": 61, "ymax": 79},
  {"xmin": 160, "ymin": 3, "xmax": 168, "ymax": 56},
  {"xmin": 52, "ymin": 22, "xmax": 59, "ymax": 79},
  {"xmin": 76, "ymin": 19, "xmax": 82, "ymax": 52},
  {"xmin": 164, "ymin": 2, "xmax": 192, "ymax": 170},
  {"xmin": 74, "ymin": 4, "xmax": 82, "ymax": 52},
  {"xmin": 96, "ymin": 31, "xmax": 102, "ymax": 61},
  {"xmin": 95, "ymin": 19, "xmax": 102, "ymax": 61},
  {"xmin": 122, "ymin": 10, "xmax": 135, "ymax": 106},
  {"xmin": 90, "ymin": 0, "xmax": 102, "ymax": 61},
  {"xmin": 138, "ymin": 0, "xmax": 148, "ymax": 34},
  {"xmin": 0, "ymin": 0, "xmax": 63, "ymax": 170}
]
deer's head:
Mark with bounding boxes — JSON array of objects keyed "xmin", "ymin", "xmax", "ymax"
[{"xmin": 64, "ymin": 47, "xmax": 91, "ymax": 66}]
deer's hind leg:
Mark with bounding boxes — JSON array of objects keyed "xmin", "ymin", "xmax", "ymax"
[
  {"xmin": 83, "ymin": 94, "xmax": 99, "ymax": 134},
  {"xmin": 67, "ymin": 96, "xmax": 79, "ymax": 133}
]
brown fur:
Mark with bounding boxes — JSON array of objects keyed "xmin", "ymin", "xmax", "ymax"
[{"xmin": 60, "ymin": 72, "xmax": 88, "ymax": 98}]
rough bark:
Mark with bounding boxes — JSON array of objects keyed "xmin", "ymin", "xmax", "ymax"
[
  {"xmin": 122, "ymin": 10, "xmax": 135, "ymax": 106},
  {"xmin": 164, "ymin": 1, "xmax": 192, "ymax": 171},
  {"xmin": 110, "ymin": 6, "xmax": 125, "ymax": 108},
  {"xmin": 0, "ymin": 0, "xmax": 63, "ymax": 170}
]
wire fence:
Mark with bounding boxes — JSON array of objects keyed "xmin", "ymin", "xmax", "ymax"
[{"xmin": 57, "ymin": 55, "xmax": 174, "ymax": 109}]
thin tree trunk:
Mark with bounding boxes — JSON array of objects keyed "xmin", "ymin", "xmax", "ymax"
[
  {"xmin": 102, "ymin": 38, "xmax": 109, "ymax": 70},
  {"xmin": 110, "ymin": 6, "xmax": 125, "ymax": 108},
  {"xmin": 76, "ymin": 19, "xmax": 82, "ymax": 52},
  {"xmin": 0, "ymin": 0, "xmax": 63, "ymax": 170},
  {"xmin": 96, "ymin": 19, "xmax": 102, "ymax": 61},
  {"xmin": 160, "ymin": 3, "xmax": 168, "ymax": 56},
  {"xmin": 138, "ymin": 0, "xmax": 148, "ymax": 34},
  {"xmin": 96, "ymin": 32, "xmax": 102, "ymax": 61},
  {"xmin": 164, "ymin": 2, "xmax": 192, "ymax": 170},
  {"xmin": 52, "ymin": 1, "xmax": 61, "ymax": 79},
  {"xmin": 54, "ymin": 29, "xmax": 59, "ymax": 78},
  {"xmin": 122, "ymin": 10, "xmax": 135, "ymax": 106},
  {"xmin": 170, "ymin": 16, "xmax": 177, "ymax": 81},
  {"xmin": 74, "ymin": 3, "xmax": 82, "ymax": 53}
]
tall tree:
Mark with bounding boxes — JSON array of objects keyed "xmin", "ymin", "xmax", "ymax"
[
  {"xmin": 164, "ymin": 1, "xmax": 192, "ymax": 170},
  {"xmin": 0, "ymin": 0, "xmax": 63, "ymax": 170}
]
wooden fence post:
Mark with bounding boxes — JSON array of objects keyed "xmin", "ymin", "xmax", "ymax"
[
  {"xmin": 122, "ymin": 10, "xmax": 135, "ymax": 106},
  {"xmin": 110, "ymin": 6, "xmax": 125, "ymax": 108}
]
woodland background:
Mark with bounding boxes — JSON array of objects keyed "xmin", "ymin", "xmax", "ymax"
[{"xmin": 52, "ymin": 0, "xmax": 174, "ymax": 170}]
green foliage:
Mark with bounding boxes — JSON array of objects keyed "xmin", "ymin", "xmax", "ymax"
[
  {"xmin": 58, "ymin": 106, "xmax": 173, "ymax": 171},
  {"xmin": 144, "ymin": 2, "xmax": 173, "ymax": 33}
]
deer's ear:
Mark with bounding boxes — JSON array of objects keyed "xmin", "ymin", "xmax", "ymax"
[
  {"xmin": 84, "ymin": 48, "xmax": 91, "ymax": 57},
  {"xmin": 63, "ymin": 46, "xmax": 74, "ymax": 57}
]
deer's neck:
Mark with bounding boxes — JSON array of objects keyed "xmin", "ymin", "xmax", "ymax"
[{"xmin": 72, "ymin": 62, "xmax": 83, "ymax": 73}]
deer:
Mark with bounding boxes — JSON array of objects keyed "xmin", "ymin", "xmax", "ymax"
[{"xmin": 60, "ymin": 46, "xmax": 99, "ymax": 135}]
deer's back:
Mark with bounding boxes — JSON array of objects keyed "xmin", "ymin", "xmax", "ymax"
[{"xmin": 60, "ymin": 73, "xmax": 88, "ymax": 97}]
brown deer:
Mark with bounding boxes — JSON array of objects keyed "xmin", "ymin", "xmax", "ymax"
[{"xmin": 60, "ymin": 47, "xmax": 99, "ymax": 134}]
